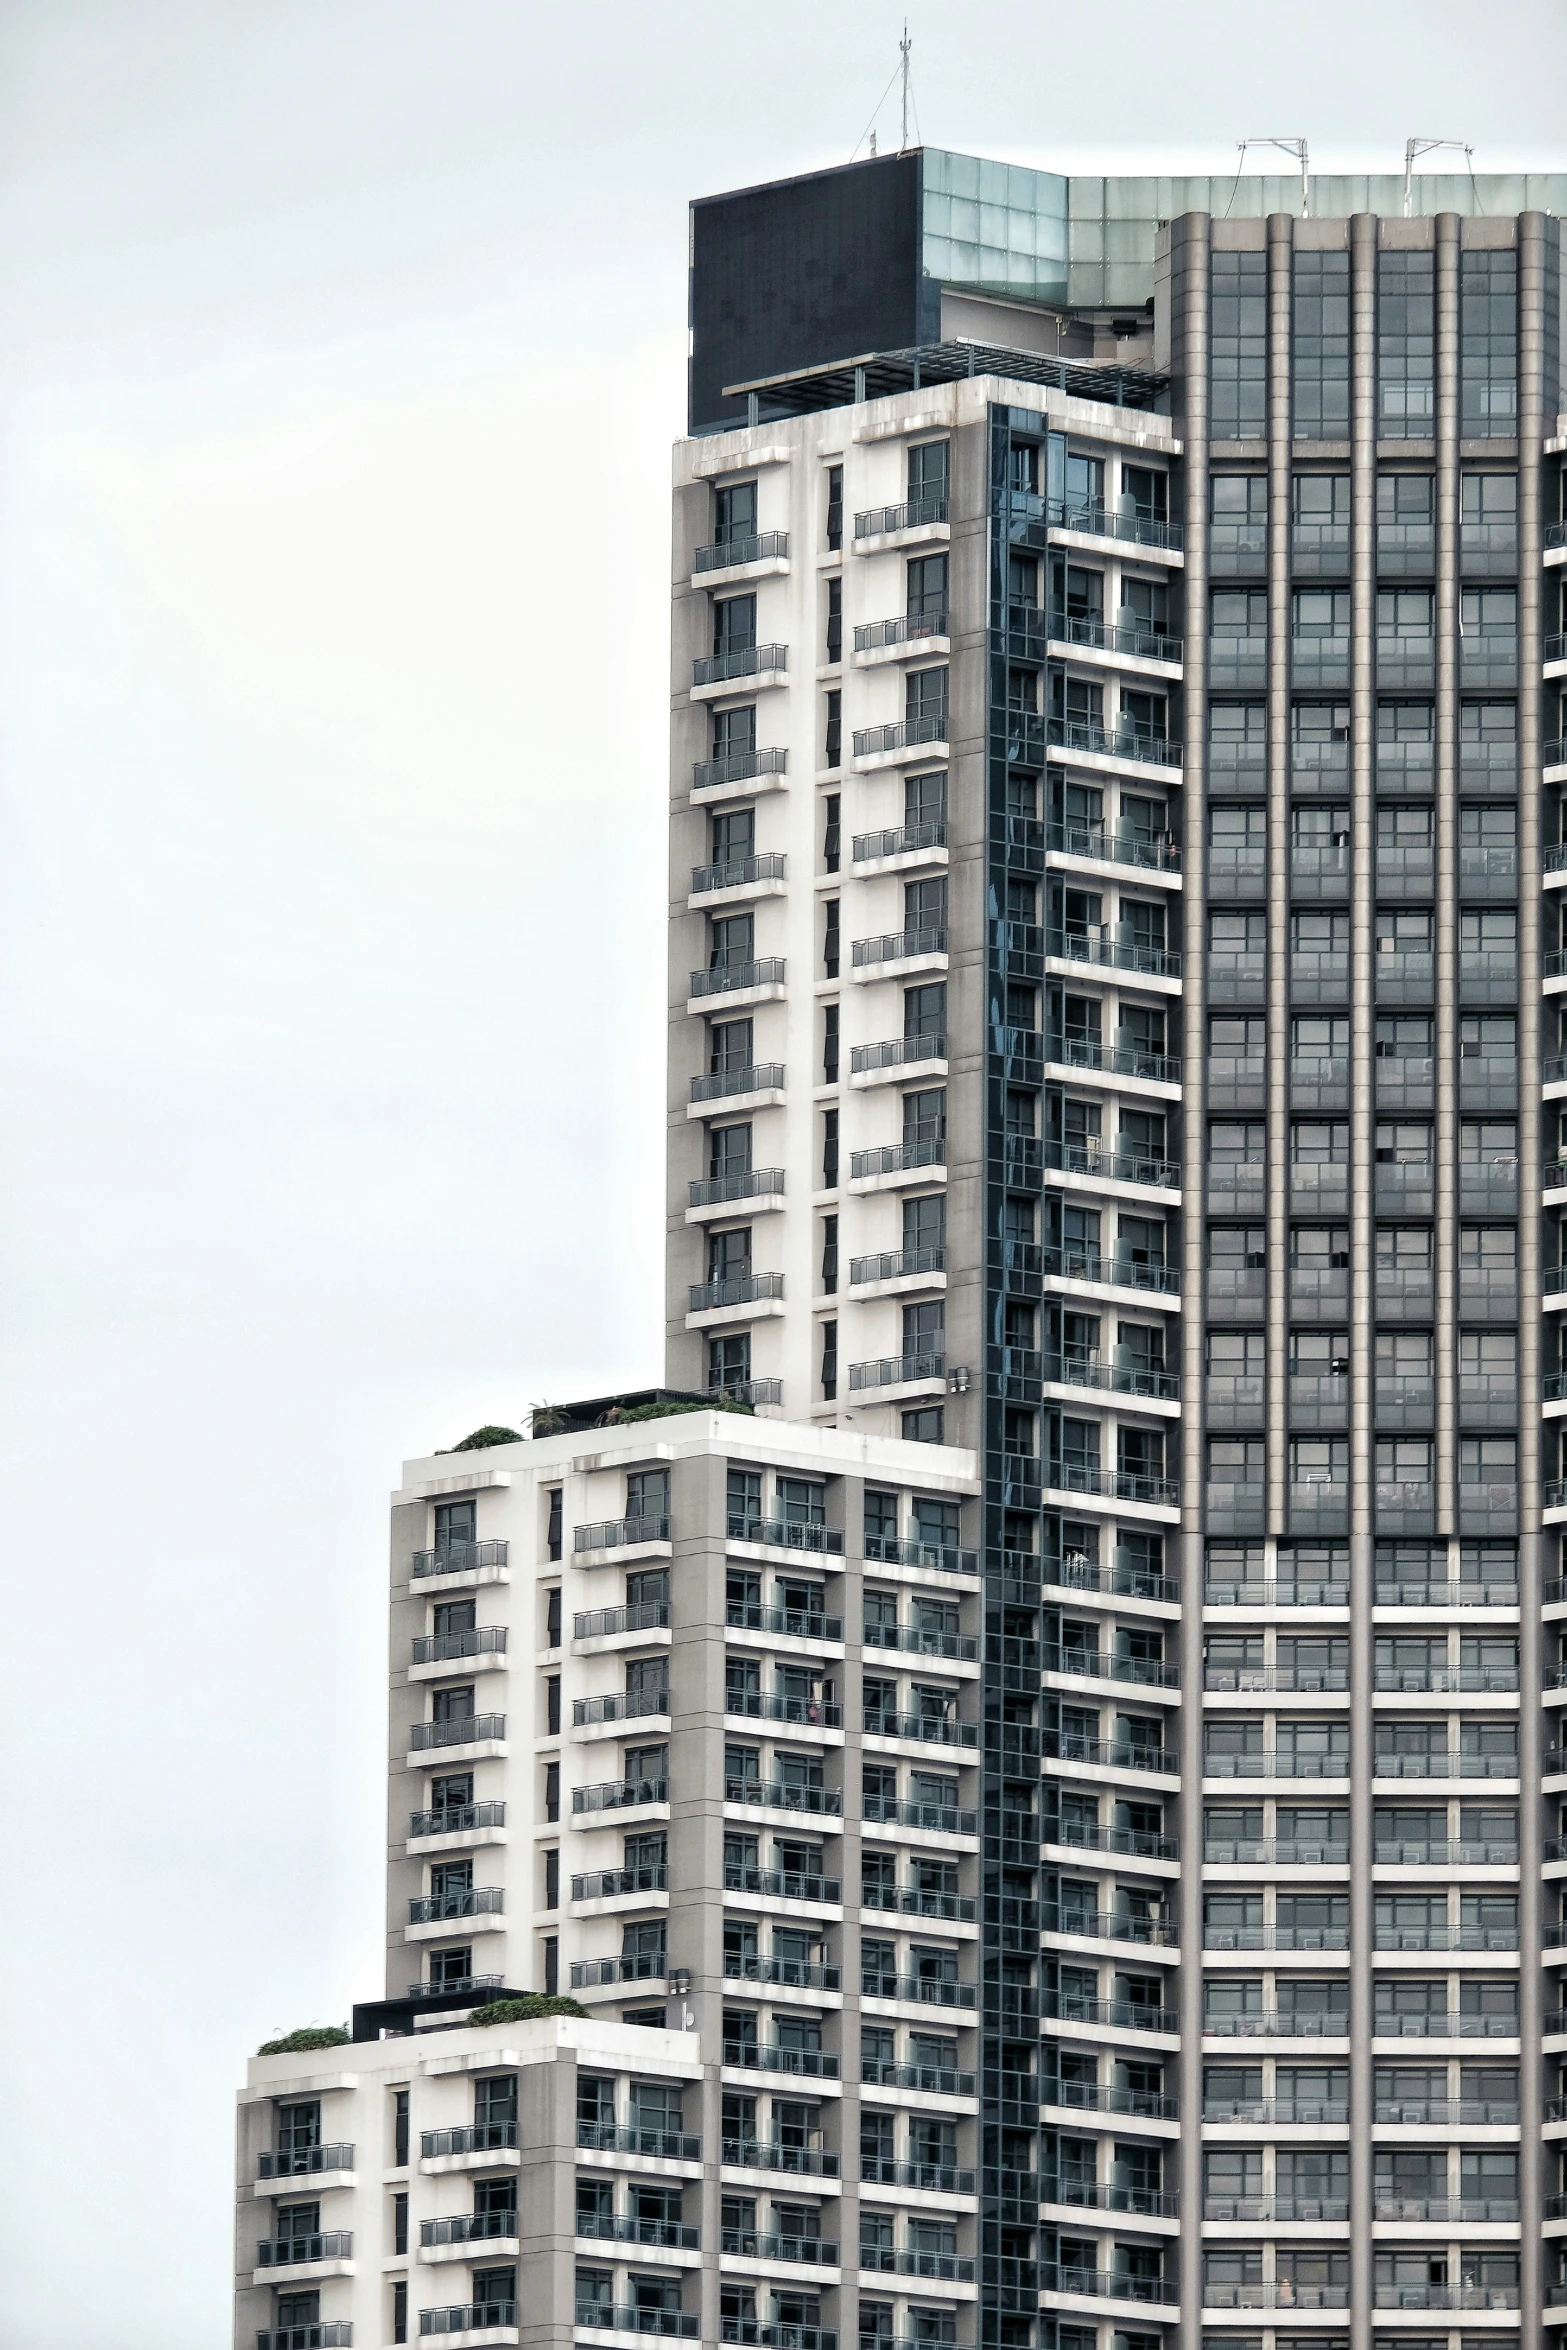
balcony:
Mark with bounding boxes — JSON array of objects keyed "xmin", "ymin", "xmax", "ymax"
[
  {"xmin": 862, "ymin": 2248, "xmax": 978, "ymax": 2282},
  {"xmin": 1043, "ymin": 1907, "xmax": 1178, "ymax": 1947},
  {"xmin": 721, "ymin": 2229, "xmax": 839, "ymax": 2265},
  {"xmin": 1203, "ymin": 2195, "xmax": 1346, "ymax": 2222},
  {"xmin": 1044, "ymin": 1992, "xmax": 1177, "ymax": 2034},
  {"xmin": 852, "ymin": 925, "xmax": 947, "ymax": 971},
  {"xmin": 1050, "ymin": 499, "xmax": 1183, "ymax": 553},
  {"xmin": 409, "ymin": 1712, "xmax": 505, "ymax": 1751},
  {"xmin": 1203, "ymin": 1752, "xmax": 1346, "ymax": 1781},
  {"xmin": 720, "ymin": 2135, "xmax": 839, "ymax": 2175},
  {"xmin": 1044, "ymin": 927, "xmax": 1182, "ymax": 980},
  {"xmin": 574, "ymin": 1689, "xmax": 669, "ymax": 1728},
  {"xmin": 863, "ymin": 1710, "xmax": 977, "ymax": 1747},
  {"xmin": 1046, "ymin": 818, "xmax": 1180, "ymax": 874},
  {"xmin": 411, "ymin": 1538, "xmax": 508, "ymax": 1581},
  {"xmin": 258, "ymin": 2145, "xmax": 354, "ymax": 2179},
  {"xmin": 853, "ymin": 820, "xmax": 947, "ymax": 865},
  {"xmin": 848, "ymin": 1350, "xmax": 946, "ymax": 1394},
  {"xmin": 410, "ymin": 1800, "xmax": 506, "ymax": 1839},
  {"xmin": 256, "ymin": 2232, "xmax": 354, "ymax": 2266},
  {"xmin": 1043, "ymin": 1037, "xmax": 1182, "ymax": 1087},
  {"xmin": 723, "ymin": 2041, "xmax": 841, "ymax": 2080},
  {"xmin": 574, "ymin": 1514, "xmax": 671, "ymax": 1556},
  {"xmin": 1203, "ymin": 2010, "xmax": 1347, "ymax": 2039},
  {"xmin": 688, "ymin": 1169, "xmax": 785, "ymax": 1210},
  {"xmin": 1047, "ymin": 1733, "xmax": 1177, "ymax": 1776},
  {"xmin": 257, "ymin": 2331, "xmax": 353, "ymax": 2350},
  {"xmin": 855, "ymin": 495, "xmax": 949, "ymax": 539},
  {"xmin": 853, "ymin": 715, "xmax": 949, "ymax": 760},
  {"xmin": 1039, "ymin": 1464, "xmax": 1180, "ymax": 1509},
  {"xmin": 412, "ymin": 1626, "xmax": 507, "ymax": 1666},
  {"xmin": 406, "ymin": 1972, "xmax": 502, "ymax": 2001},
  {"xmin": 726, "ymin": 1778, "xmax": 842, "ymax": 1816},
  {"xmin": 573, "ymin": 1776, "xmax": 668, "ymax": 1813},
  {"xmin": 1042, "ymin": 1137, "xmax": 1180, "ymax": 1191},
  {"xmin": 862, "ymin": 1794, "xmax": 976, "ymax": 1834},
  {"xmin": 688, "ymin": 1272, "xmax": 785, "ymax": 1315},
  {"xmin": 576, "ymin": 2121, "xmax": 701, "ymax": 2159},
  {"xmin": 691, "ymin": 1061, "xmax": 785, "ymax": 1106},
  {"xmin": 727, "ymin": 1515, "xmax": 845, "ymax": 1555},
  {"xmin": 860, "ymin": 2155, "xmax": 977, "ymax": 2194},
  {"xmin": 1203, "ymin": 2096, "xmax": 1346, "ymax": 2123},
  {"xmin": 575, "ymin": 1602, "xmax": 670, "ymax": 1641},
  {"xmin": 572, "ymin": 1864, "xmax": 669, "ymax": 1900},
  {"xmin": 1039, "ymin": 1244, "xmax": 1180, "ymax": 1299},
  {"xmin": 693, "ymin": 643, "xmax": 787, "ymax": 690},
  {"xmin": 849, "ymin": 1140, "xmax": 945, "ymax": 1184},
  {"xmin": 409, "ymin": 1887, "xmax": 503, "ymax": 1924},
  {"xmin": 725, "ymin": 1690, "xmax": 842, "ymax": 1728},
  {"xmin": 724, "ymin": 1864, "xmax": 841, "ymax": 1902},
  {"xmin": 421, "ymin": 2212, "xmax": 519, "ymax": 2246},
  {"xmin": 862, "ymin": 1534, "xmax": 978, "ymax": 1576},
  {"xmin": 849, "ymin": 1244, "xmax": 945, "ymax": 1290},
  {"xmin": 863, "ymin": 2059, "xmax": 976, "ymax": 2098},
  {"xmin": 1203, "ymin": 1925, "xmax": 1348, "ymax": 1952},
  {"xmin": 570, "ymin": 1954, "xmax": 668, "ymax": 1987},
  {"xmin": 421, "ymin": 2122, "xmax": 518, "ymax": 2156},
  {"xmin": 1372, "ymin": 1666, "xmax": 1518, "ymax": 1692},
  {"xmin": 574, "ymin": 2313, "xmax": 696, "ymax": 2341},
  {"xmin": 1042, "ymin": 1644, "xmax": 1178, "ymax": 1690},
  {"xmin": 691, "ymin": 852, "xmax": 787, "ymax": 897},
  {"xmin": 577, "ymin": 2216, "xmax": 701, "ymax": 2249},
  {"xmin": 1372, "ymin": 2289, "xmax": 1518, "ymax": 2312},
  {"xmin": 693, "ymin": 747, "xmax": 787, "ymax": 795},
  {"xmin": 849, "ymin": 1036, "xmax": 946, "ymax": 1082},
  {"xmin": 1051, "ymin": 2082, "xmax": 1178, "ymax": 2120},
  {"xmin": 1048, "ymin": 1820, "xmax": 1179, "ymax": 1860},
  {"xmin": 689, "ymin": 955, "xmax": 787, "ymax": 1001},
  {"xmin": 720, "ymin": 2326, "xmax": 835, "ymax": 2350},
  {"xmin": 708, "ymin": 1379, "xmax": 782, "ymax": 1408},
  {"xmin": 861, "ymin": 1969, "xmax": 977, "ymax": 2008},
  {"xmin": 1372, "ymin": 1924, "xmax": 1518, "ymax": 1951},
  {"xmin": 1203, "ymin": 2290, "xmax": 1348, "ymax": 2313},
  {"xmin": 855, "ymin": 611, "xmax": 950, "ymax": 654},
  {"xmin": 1204, "ymin": 1837, "xmax": 1348, "ymax": 1864},
  {"xmin": 694, "ymin": 530, "xmax": 789, "ymax": 575},
  {"xmin": 1038, "ymin": 2265, "xmax": 1173, "ymax": 2306},
  {"xmin": 1044, "ymin": 717, "xmax": 1181, "ymax": 770},
  {"xmin": 728, "ymin": 1601, "xmax": 842, "ymax": 1641}
]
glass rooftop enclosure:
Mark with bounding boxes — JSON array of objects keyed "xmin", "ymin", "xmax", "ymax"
[{"xmin": 922, "ymin": 148, "xmax": 1567, "ymax": 310}]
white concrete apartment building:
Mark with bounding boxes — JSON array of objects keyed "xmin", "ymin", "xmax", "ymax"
[{"xmin": 235, "ymin": 1403, "xmax": 984, "ymax": 2350}]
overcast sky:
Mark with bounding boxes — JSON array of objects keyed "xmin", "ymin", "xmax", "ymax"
[{"xmin": 0, "ymin": 3, "xmax": 1563, "ymax": 2341}]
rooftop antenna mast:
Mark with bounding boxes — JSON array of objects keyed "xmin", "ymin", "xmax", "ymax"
[
  {"xmin": 899, "ymin": 22, "xmax": 912, "ymax": 153},
  {"xmin": 1404, "ymin": 137, "xmax": 1473, "ymax": 214},
  {"xmin": 1238, "ymin": 135, "xmax": 1311, "ymax": 218}
]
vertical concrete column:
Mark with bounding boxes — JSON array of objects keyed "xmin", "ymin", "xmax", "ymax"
[
  {"xmin": 1266, "ymin": 216, "xmax": 1294, "ymax": 1534},
  {"xmin": 1346, "ymin": 210, "xmax": 1379, "ymax": 2350},
  {"xmin": 1434, "ymin": 215, "xmax": 1462, "ymax": 1537},
  {"xmin": 1171, "ymin": 212, "xmax": 1211, "ymax": 2350},
  {"xmin": 520, "ymin": 2048, "xmax": 580, "ymax": 2350},
  {"xmin": 1516, "ymin": 210, "xmax": 1549, "ymax": 2350},
  {"xmin": 835, "ymin": 1470, "xmax": 865, "ymax": 2337}
]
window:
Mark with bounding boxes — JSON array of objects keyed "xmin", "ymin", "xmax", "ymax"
[
  {"xmin": 825, "ymin": 575, "xmax": 841, "ymax": 664},
  {"xmin": 713, "ymin": 704, "xmax": 757, "ymax": 764},
  {"xmin": 820, "ymin": 1214, "xmax": 838, "ymax": 1295},
  {"xmin": 1461, "ymin": 699, "xmax": 1516, "ymax": 744},
  {"xmin": 1211, "ymin": 1120, "xmax": 1265, "ymax": 1165},
  {"xmin": 1210, "ymin": 701, "xmax": 1266, "ymax": 753},
  {"xmin": 1378, "ymin": 587, "xmax": 1434, "ymax": 641},
  {"xmin": 1212, "ymin": 588, "xmax": 1267, "ymax": 639},
  {"xmin": 820, "ymin": 1320, "xmax": 837, "ymax": 1402},
  {"xmin": 822, "ymin": 898, "xmax": 839, "ymax": 978},
  {"xmin": 714, "ymin": 481, "xmax": 757, "ymax": 548},
  {"xmin": 1461, "ymin": 248, "xmax": 1517, "ymax": 437},
  {"xmin": 1210, "ymin": 1014, "xmax": 1265, "ymax": 1062},
  {"xmin": 713, "ymin": 594, "xmax": 756, "ymax": 658},
  {"xmin": 908, "ymin": 441, "xmax": 949, "ymax": 518},
  {"xmin": 825, "ymin": 466, "xmax": 842, "ymax": 552},
  {"xmin": 907, "ymin": 552, "xmax": 948, "ymax": 624},
  {"xmin": 1292, "ymin": 254, "xmax": 1350, "ymax": 438},
  {"xmin": 1292, "ymin": 473, "xmax": 1350, "ymax": 528},
  {"xmin": 824, "ymin": 689, "xmax": 840, "ymax": 770},
  {"xmin": 1209, "ymin": 1437, "xmax": 1265, "ymax": 1485},
  {"xmin": 822, "ymin": 793, "xmax": 840, "ymax": 876},
  {"xmin": 1211, "ymin": 252, "xmax": 1267, "ymax": 438},
  {"xmin": 1378, "ymin": 698, "xmax": 1434, "ymax": 743},
  {"xmin": 1378, "ymin": 250, "xmax": 1435, "ymax": 433},
  {"xmin": 902, "ymin": 1406, "xmax": 945, "ymax": 1443},
  {"xmin": 1294, "ymin": 588, "xmax": 1350, "ymax": 640},
  {"xmin": 709, "ymin": 1331, "xmax": 751, "ymax": 1397}
]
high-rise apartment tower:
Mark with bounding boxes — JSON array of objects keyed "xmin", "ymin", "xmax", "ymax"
[{"xmin": 663, "ymin": 145, "xmax": 1567, "ymax": 2350}]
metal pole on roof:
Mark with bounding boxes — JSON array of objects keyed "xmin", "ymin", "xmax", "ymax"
[
  {"xmin": 1239, "ymin": 136, "xmax": 1311, "ymax": 218},
  {"xmin": 1403, "ymin": 138, "xmax": 1473, "ymax": 215},
  {"xmin": 899, "ymin": 24, "xmax": 911, "ymax": 152}
]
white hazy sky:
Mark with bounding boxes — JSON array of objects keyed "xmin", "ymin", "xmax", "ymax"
[{"xmin": 0, "ymin": 4, "xmax": 1562, "ymax": 2341}]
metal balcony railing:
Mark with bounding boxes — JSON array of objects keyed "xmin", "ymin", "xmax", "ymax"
[
  {"xmin": 420, "ymin": 2211, "xmax": 517, "ymax": 2246},
  {"xmin": 1043, "ymin": 1033, "xmax": 1184, "ymax": 1083},
  {"xmin": 573, "ymin": 2311, "xmax": 696, "ymax": 2340},
  {"xmin": 861, "ymin": 1884, "xmax": 976, "ymax": 1922},
  {"xmin": 688, "ymin": 1271, "xmax": 785, "ymax": 1313},
  {"xmin": 863, "ymin": 2058, "xmax": 976, "ymax": 2096},
  {"xmin": 577, "ymin": 2215, "xmax": 700, "ymax": 2249},
  {"xmin": 726, "ymin": 1778, "xmax": 841, "ymax": 1814},
  {"xmin": 862, "ymin": 1535, "xmax": 978, "ymax": 1575},
  {"xmin": 859, "ymin": 2156, "xmax": 976, "ymax": 2194},
  {"xmin": 570, "ymin": 1954, "xmax": 667, "ymax": 1987},
  {"xmin": 407, "ymin": 1973, "xmax": 502, "ymax": 2001},
  {"xmin": 853, "ymin": 820, "xmax": 947, "ymax": 863},
  {"xmin": 1049, "ymin": 499, "xmax": 1183, "ymax": 551},
  {"xmin": 410, "ymin": 1800, "xmax": 505, "ymax": 1837},
  {"xmin": 573, "ymin": 1689, "xmax": 668, "ymax": 1726},
  {"xmin": 576, "ymin": 2121, "xmax": 701, "ymax": 2158},
  {"xmin": 412, "ymin": 1626, "xmax": 507, "ymax": 1665},
  {"xmin": 693, "ymin": 746, "xmax": 787, "ymax": 793},
  {"xmin": 691, "ymin": 851, "xmax": 787, "ymax": 895},
  {"xmin": 694, "ymin": 531, "xmax": 789, "ymax": 573},
  {"xmin": 408, "ymin": 1712, "xmax": 505, "ymax": 1750},
  {"xmin": 723, "ymin": 1957, "xmax": 840, "ymax": 1992},
  {"xmin": 849, "ymin": 1243, "xmax": 945, "ymax": 1287},
  {"xmin": 1045, "ymin": 716, "xmax": 1181, "ymax": 767},
  {"xmin": 849, "ymin": 1139, "xmax": 945, "ymax": 1180},
  {"xmin": 723, "ymin": 2042, "xmax": 840, "ymax": 2079},
  {"xmin": 690, "ymin": 1060, "xmax": 785, "ymax": 1104},
  {"xmin": 256, "ymin": 2232, "xmax": 354, "ymax": 2265},
  {"xmin": 849, "ymin": 1034, "xmax": 946, "ymax": 1078},
  {"xmin": 855, "ymin": 495, "xmax": 949, "ymax": 537},
  {"xmin": 725, "ymin": 1691, "xmax": 841, "ymax": 1727},
  {"xmin": 861, "ymin": 1793, "xmax": 976, "ymax": 1834},
  {"xmin": 852, "ymin": 925, "xmax": 947, "ymax": 969},
  {"xmin": 720, "ymin": 2135, "xmax": 839, "ymax": 2175},
  {"xmin": 1043, "ymin": 1908, "xmax": 1177, "ymax": 1945},
  {"xmin": 1046, "ymin": 609, "xmax": 1182, "ymax": 663},
  {"xmin": 421, "ymin": 2122, "xmax": 517, "ymax": 2156},
  {"xmin": 410, "ymin": 1538, "xmax": 508, "ymax": 1580},
  {"xmin": 863, "ymin": 1710, "xmax": 976, "ymax": 1747},
  {"xmin": 727, "ymin": 1514, "xmax": 844, "ymax": 1553},
  {"xmin": 852, "ymin": 714, "xmax": 949, "ymax": 759},
  {"xmin": 862, "ymin": 1623, "xmax": 977, "ymax": 1662},
  {"xmin": 1047, "ymin": 1820, "xmax": 1178, "ymax": 1860},
  {"xmin": 408, "ymin": 1887, "xmax": 503, "ymax": 1924},
  {"xmin": 1042, "ymin": 1644, "xmax": 1178, "ymax": 1688},
  {"xmin": 1045, "ymin": 1733, "xmax": 1176, "ymax": 1775},
  {"xmin": 690, "ymin": 955, "xmax": 786, "ymax": 999},
  {"xmin": 1043, "ymin": 1993, "xmax": 1176, "ymax": 2033},
  {"xmin": 693, "ymin": 643, "xmax": 787, "ymax": 688},
  {"xmin": 1037, "ymin": 2265, "xmax": 1174, "ymax": 2305},
  {"xmin": 861, "ymin": 1971, "xmax": 977, "ymax": 2007},
  {"xmin": 571, "ymin": 1864, "xmax": 668, "ymax": 1900},
  {"xmin": 1038, "ymin": 1244, "xmax": 1180, "ymax": 1297},
  {"xmin": 689, "ymin": 1168, "xmax": 785, "ymax": 1209},
  {"xmin": 855, "ymin": 611, "xmax": 950, "ymax": 651},
  {"xmin": 721, "ymin": 2229, "xmax": 838, "ymax": 2264},
  {"xmin": 1045, "ymin": 926, "xmax": 1181, "ymax": 978},
  {"xmin": 572, "ymin": 1776, "xmax": 667, "ymax": 1813},
  {"xmin": 258, "ymin": 2145, "xmax": 354, "ymax": 2178},
  {"xmin": 724, "ymin": 1865, "xmax": 840, "ymax": 1902},
  {"xmin": 574, "ymin": 1601, "xmax": 669, "ymax": 1641},
  {"xmin": 848, "ymin": 1351, "xmax": 946, "ymax": 1392},
  {"xmin": 574, "ymin": 1513, "xmax": 671, "ymax": 1552}
]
